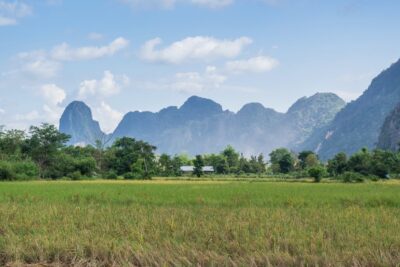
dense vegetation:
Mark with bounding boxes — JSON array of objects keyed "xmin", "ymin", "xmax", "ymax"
[
  {"xmin": 1, "ymin": 123, "xmax": 399, "ymax": 181},
  {"xmin": 0, "ymin": 180, "xmax": 399, "ymax": 266}
]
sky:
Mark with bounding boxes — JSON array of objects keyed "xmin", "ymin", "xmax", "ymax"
[{"xmin": 1, "ymin": 0, "xmax": 400, "ymax": 132}]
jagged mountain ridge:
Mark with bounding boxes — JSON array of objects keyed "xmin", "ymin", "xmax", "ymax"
[
  {"xmin": 60, "ymin": 94, "xmax": 345, "ymax": 156},
  {"xmin": 299, "ymin": 59, "xmax": 400, "ymax": 160}
]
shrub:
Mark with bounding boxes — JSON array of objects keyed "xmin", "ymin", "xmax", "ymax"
[
  {"xmin": 13, "ymin": 160, "xmax": 39, "ymax": 178},
  {"xmin": 0, "ymin": 161, "xmax": 15, "ymax": 180},
  {"xmin": 68, "ymin": 171, "xmax": 82, "ymax": 180},
  {"xmin": 106, "ymin": 171, "xmax": 118, "ymax": 180},
  {"xmin": 123, "ymin": 172, "xmax": 135, "ymax": 179},
  {"xmin": 308, "ymin": 166, "xmax": 326, "ymax": 183},
  {"xmin": 339, "ymin": 172, "xmax": 365, "ymax": 183}
]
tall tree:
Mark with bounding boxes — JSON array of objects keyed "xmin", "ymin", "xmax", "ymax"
[
  {"xmin": 24, "ymin": 124, "xmax": 70, "ymax": 178},
  {"xmin": 193, "ymin": 155, "xmax": 204, "ymax": 177}
]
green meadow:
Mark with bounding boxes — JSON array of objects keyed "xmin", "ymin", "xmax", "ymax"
[{"xmin": 0, "ymin": 180, "xmax": 400, "ymax": 266}]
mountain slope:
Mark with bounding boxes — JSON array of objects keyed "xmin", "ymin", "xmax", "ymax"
[
  {"xmin": 111, "ymin": 93, "xmax": 344, "ymax": 155},
  {"xmin": 284, "ymin": 93, "xmax": 346, "ymax": 146},
  {"xmin": 59, "ymin": 101, "xmax": 106, "ymax": 146},
  {"xmin": 377, "ymin": 103, "xmax": 400, "ymax": 151},
  {"xmin": 300, "ymin": 59, "xmax": 400, "ymax": 159}
]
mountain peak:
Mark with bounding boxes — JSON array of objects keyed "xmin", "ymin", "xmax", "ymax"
[
  {"xmin": 287, "ymin": 93, "xmax": 345, "ymax": 114},
  {"xmin": 59, "ymin": 101, "xmax": 105, "ymax": 146},
  {"xmin": 179, "ymin": 96, "xmax": 223, "ymax": 120}
]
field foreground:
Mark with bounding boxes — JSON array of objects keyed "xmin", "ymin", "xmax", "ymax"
[{"xmin": 0, "ymin": 180, "xmax": 399, "ymax": 266}]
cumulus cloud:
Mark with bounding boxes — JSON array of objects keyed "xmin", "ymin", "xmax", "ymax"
[
  {"xmin": 16, "ymin": 37, "xmax": 128, "ymax": 78},
  {"xmin": 94, "ymin": 101, "xmax": 123, "ymax": 133},
  {"xmin": 78, "ymin": 71, "xmax": 128, "ymax": 99},
  {"xmin": 51, "ymin": 37, "xmax": 129, "ymax": 61},
  {"xmin": 39, "ymin": 84, "xmax": 67, "ymax": 124},
  {"xmin": 15, "ymin": 110, "xmax": 40, "ymax": 122},
  {"xmin": 0, "ymin": 1, "xmax": 32, "ymax": 26},
  {"xmin": 141, "ymin": 36, "xmax": 252, "ymax": 64},
  {"xmin": 172, "ymin": 66, "xmax": 227, "ymax": 93},
  {"xmin": 18, "ymin": 50, "xmax": 61, "ymax": 78},
  {"xmin": 226, "ymin": 56, "xmax": 279, "ymax": 73},
  {"xmin": 40, "ymin": 84, "xmax": 66, "ymax": 106}
]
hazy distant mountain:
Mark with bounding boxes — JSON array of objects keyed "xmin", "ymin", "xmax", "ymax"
[
  {"xmin": 60, "ymin": 94, "xmax": 345, "ymax": 155},
  {"xmin": 109, "ymin": 93, "xmax": 344, "ymax": 155},
  {"xmin": 377, "ymin": 103, "xmax": 400, "ymax": 151},
  {"xmin": 59, "ymin": 101, "xmax": 106, "ymax": 146},
  {"xmin": 299, "ymin": 59, "xmax": 400, "ymax": 160}
]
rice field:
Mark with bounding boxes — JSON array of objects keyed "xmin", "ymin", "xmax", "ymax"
[{"xmin": 0, "ymin": 180, "xmax": 399, "ymax": 266}]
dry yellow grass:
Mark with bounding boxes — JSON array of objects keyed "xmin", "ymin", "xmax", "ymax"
[{"xmin": 0, "ymin": 180, "xmax": 399, "ymax": 266}]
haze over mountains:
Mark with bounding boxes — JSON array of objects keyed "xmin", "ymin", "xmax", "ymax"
[
  {"xmin": 299, "ymin": 59, "xmax": 400, "ymax": 160},
  {"xmin": 59, "ymin": 59, "xmax": 400, "ymax": 158},
  {"xmin": 60, "ymin": 93, "xmax": 345, "ymax": 156}
]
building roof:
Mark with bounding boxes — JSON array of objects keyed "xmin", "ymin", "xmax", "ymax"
[{"xmin": 180, "ymin": 166, "xmax": 214, "ymax": 172}]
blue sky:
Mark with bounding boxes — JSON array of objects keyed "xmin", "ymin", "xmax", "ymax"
[{"xmin": 1, "ymin": 0, "xmax": 400, "ymax": 132}]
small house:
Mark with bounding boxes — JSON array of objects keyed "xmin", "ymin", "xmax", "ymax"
[{"xmin": 180, "ymin": 166, "xmax": 215, "ymax": 174}]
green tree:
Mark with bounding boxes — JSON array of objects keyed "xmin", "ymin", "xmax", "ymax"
[
  {"xmin": 347, "ymin": 148, "xmax": 371, "ymax": 176},
  {"xmin": 107, "ymin": 137, "xmax": 156, "ymax": 178},
  {"xmin": 204, "ymin": 154, "xmax": 228, "ymax": 174},
  {"xmin": 269, "ymin": 148, "xmax": 295, "ymax": 173},
  {"xmin": 327, "ymin": 152, "xmax": 348, "ymax": 176},
  {"xmin": 0, "ymin": 129, "xmax": 26, "ymax": 160},
  {"xmin": 370, "ymin": 149, "xmax": 398, "ymax": 178},
  {"xmin": 193, "ymin": 155, "xmax": 204, "ymax": 177},
  {"xmin": 158, "ymin": 153, "xmax": 174, "ymax": 176},
  {"xmin": 308, "ymin": 165, "xmax": 327, "ymax": 183},
  {"xmin": 298, "ymin": 151, "xmax": 317, "ymax": 169},
  {"xmin": 221, "ymin": 145, "xmax": 239, "ymax": 173},
  {"xmin": 23, "ymin": 124, "xmax": 70, "ymax": 178}
]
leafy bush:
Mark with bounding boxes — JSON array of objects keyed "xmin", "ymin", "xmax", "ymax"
[
  {"xmin": 68, "ymin": 171, "xmax": 83, "ymax": 180},
  {"xmin": 13, "ymin": 160, "xmax": 39, "ymax": 178},
  {"xmin": 123, "ymin": 172, "xmax": 135, "ymax": 179},
  {"xmin": 106, "ymin": 171, "xmax": 118, "ymax": 180},
  {"xmin": 339, "ymin": 172, "xmax": 365, "ymax": 183},
  {"xmin": 0, "ymin": 161, "xmax": 15, "ymax": 180},
  {"xmin": 308, "ymin": 166, "xmax": 326, "ymax": 183}
]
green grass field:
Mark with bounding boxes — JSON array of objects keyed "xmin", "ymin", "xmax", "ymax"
[{"xmin": 0, "ymin": 180, "xmax": 400, "ymax": 266}]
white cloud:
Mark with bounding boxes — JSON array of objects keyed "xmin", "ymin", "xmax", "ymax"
[
  {"xmin": 40, "ymin": 84, "xmax": 66, "ymax": 106},
  {"xmin": 0, "ymin": 108, "xmax": 5, "ymax": 114},
  {"xmin": 78, "ymin": 71, "xmax": 126, "ymax": 99},
  {"xmin": 16, "ymin": 37, "xmax": 128, "ymax": 79},
  {"xmin": 94, "ymin": 101, "xmax": 123, "ymax": 133},
  {"xmin": 226, "ymin": 56, "xmax": 279, "ymax": 73},
  {"xmin": 15, "ymin": 110, "xmax": 40, "ymax": 122},
  {"xmin": 39, "ymin": 84, "xmax": 67, "ymax": 125},
  {"xmin": 18, "ymin": 50, "xmax": 61, "ymax": 78},
  {"xmin": 141, "ymin": 36, "xmax": 252, "ymax": 64},
  {"xmin": 51, "ymin": 37, "xmax": 129, "ymax": 61},
  {"xmin": 172, "ymin": 65, "xmax": 226, "ymax": 93},
  {"xmin": 0, "ymin": 1, "xmax": 32, "ymax": 26},
  {"xmin": 0, "ymin": 16, "xmax": 15, "ymax": 25}
]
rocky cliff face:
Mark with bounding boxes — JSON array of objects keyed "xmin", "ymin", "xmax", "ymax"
[
  {"xmin": 299, "ymin": 59, "xmax": 400, "ymax": 160},
  {"xmin": 59, "ymin": 101, "xmax": 105, "ymax": 146},
  {"xmin": 377, "ymin": 103, "xmax": 400, "ymax": 151}
]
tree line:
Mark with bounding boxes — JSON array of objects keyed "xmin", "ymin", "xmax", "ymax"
[{"xmin": 0, "ymin": 124, "xmax": 399, "ymax": 182}]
